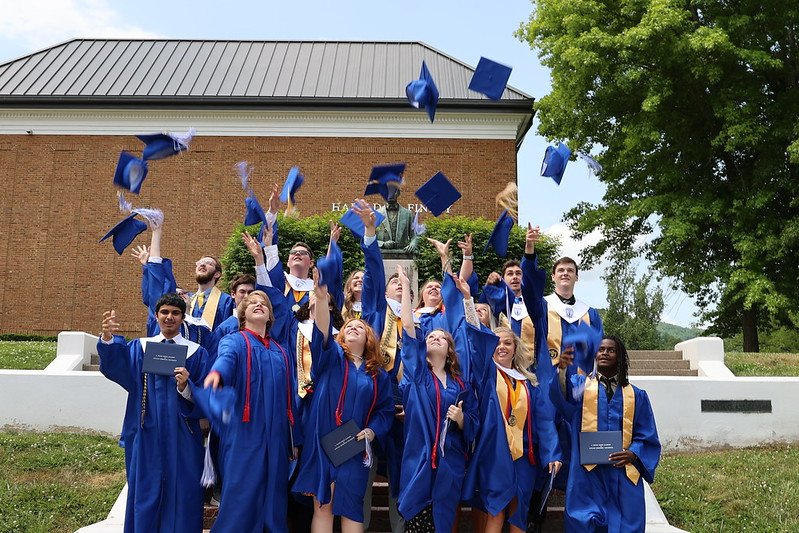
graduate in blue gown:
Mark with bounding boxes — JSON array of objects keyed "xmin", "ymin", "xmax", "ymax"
[
  {"xmin": 292, "ymin": 268, "xmax": 394, "ymax": 531},
  {"xmin": 203, "ymin": 280, "xmax": 295, "ymax": 533},
  {"xmin": 395, "ymin": 264, "xmax": 479, "ymax": 532},
  {"xmin": 461, "ymin": 315, "xmax": 562, "ymax": 533},
  {"xmin": 98, "ymin": 293, "xmax": 208, "ymax": 533},
  {"xmin": 550, "ymin": 335, "xmax": 661, "ymax": 533}
]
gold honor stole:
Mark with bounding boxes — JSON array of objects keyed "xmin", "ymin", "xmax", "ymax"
[
  {"xmin": 546, "ymin": 306, "xmax": 590, "ymax": 366},
  {"xmin": 495, "ymin": 369, "xmax": 530, "ymax": 462},
  {"xmin": 379, "ymin": 307, "xmax": 404, "ymax": 381},
  {"xmin": 581, "ymin": 376, "xmax": 640, "ymax": 484},
  {"xmin": 190, "ymin": 286, "xmax": 223, "ymax": 330},
  {"xmin": 284, "ymin": 285, "xmax": 306, "ymax": 312},
  {"xmin": 295, "ymin": 328, "xmax": 313, "ymax": 398}
]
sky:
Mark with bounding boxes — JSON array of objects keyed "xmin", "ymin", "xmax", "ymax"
[{"xmin": 0, "ymin": 0, "xmax": 702, "ymax": 327}]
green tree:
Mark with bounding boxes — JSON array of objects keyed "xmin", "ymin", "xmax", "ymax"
[{"xmin": 517, "ymin": 0, "xmax": 799, "ymax": 352}]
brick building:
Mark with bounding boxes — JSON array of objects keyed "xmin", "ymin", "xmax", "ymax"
[{"xmin": 0, "ymin": 39, "xmax": 534, "ymax": 336}]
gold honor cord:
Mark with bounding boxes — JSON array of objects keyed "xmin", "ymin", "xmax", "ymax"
[
  {"xmin": 546, "ymin": 306, "xmax": 590, "ymax": 366},
  {"xmin": 379, "ymin": 308, "xmax": 404, "ymax": 381},
  {"xmin": 295, "ymin": 329, "xmax": 313, "ymax": 398},
  {"xmin": 581, "ymin": 377, "xmax": 641, "ymax": 484},
  {"xmin": 496, "ymin": 369, "xmax": 529, "ymax": 461}
]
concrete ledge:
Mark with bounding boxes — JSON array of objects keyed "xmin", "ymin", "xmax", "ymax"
[
  {"xmin": 75, "ymin": 484, "xmax": 126, "ymax": 533},
  {"xmin": 645, "ymin": 481, "xmax": 688, "ymax": 532},
  {"xmin": 45, "ymin": 332, "xmax": 98, "ymax": 372}
]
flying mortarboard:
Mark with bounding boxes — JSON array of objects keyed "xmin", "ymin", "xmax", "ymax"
[
  {"xmin": 113, "ymin": 151, "xmax": 149, "ymax": 194},
  {"xmin": 315, "ymin": 254, "xmax": 339, "ymax": 288},
  {"xmin": 99, "ymin": 213, "xmax": 149, "ymax": 255},
  {"xmin": 364, "ymin": 163, "xmax": 406, "ymax": 201},
  {"xmin": 136, "ymin": 128, "xmax": 195, "ymax": 161},
  {"xmin": 540, "ymin": 142, "xmax": 572, "ymax": 185},
  {"xmin": 340, "ymin": 203, "xmax": 386, "ymax": 240},
  {"xmin": 414, "ymin": 171, "xmax": 461, "ymax": 216},
  {"xmin": 483, "ymin": 209, "xmax": 514, "ymax": 257},
  {"xmin": 280, "ymin": 166, "xmax": 304, "ymax": 209},
  {"xmin": 405, "ymin": 61, "xmax": 439, "ymax": 122},
  {"xmin": 468, "ymin": 57, "xmax": 512, "ymax": 101}
]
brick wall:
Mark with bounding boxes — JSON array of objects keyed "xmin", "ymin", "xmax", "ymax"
[{"xmin": 0, "ymin": 134, "xmax": 517, "ymax": 336}]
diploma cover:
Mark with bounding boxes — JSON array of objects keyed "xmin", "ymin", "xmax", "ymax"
[
  {"xmin": 579, "ymin": 430, "xmax": 622, "ymax": 465},
  {"xmin": 143, "ymin": 341, "xmax": 188, "ymax": 376},
  {"xmin": 321, "ymin": 419, "xmax": 363, "ymax": 467}
]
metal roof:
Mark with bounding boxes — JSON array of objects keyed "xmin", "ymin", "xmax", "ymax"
[{"xmin": 0, "ymin": 39, "xmax": 533, "ymax": 106}]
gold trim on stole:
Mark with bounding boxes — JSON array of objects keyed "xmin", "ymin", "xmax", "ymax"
[
  {"xmin": 379, "ymin": 307, "xmax": 404, "ymax": 381},
  {"xmin": 581, "ymin": 376, "xmax": 640, "ymax": 484},
  {"xmin": 295, "ymin": 328, "xmax": 313, "ymax": 398},
  {"xmin": 495, "ymin": 369, "xmax": 529, "ymax": 461},
  {"xmin": 190, "ymin": 286, "xmax": 223, "ymax": 330},
  {"xmin": 546, "ymin": 306, "xmax": 590, "ymax": 366}
]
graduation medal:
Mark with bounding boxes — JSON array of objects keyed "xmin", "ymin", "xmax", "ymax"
[
  {"xmin": 292, "ymin": 304, "xmax": 301, "ymax": 313},
  {"xmin": 508, "ymin": 414, "xmax": 517, "ymax": 427}
]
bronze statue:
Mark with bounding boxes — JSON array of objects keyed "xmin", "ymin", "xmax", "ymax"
[{"xmin": 375, "ymin": 184, "xmax": 418, "ymax": 255}]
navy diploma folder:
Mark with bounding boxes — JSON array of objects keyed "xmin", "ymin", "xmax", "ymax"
[
  {"xmin": 321, "ymin": 420, "xmax": 363, "ymax": 467},
  {"xmin": 579, "ymin": 430, "xmax": 622, "ymax": 464},
  {"xmin": 143, "ymin": 341, "xmax": 187, "ymax": 376}
]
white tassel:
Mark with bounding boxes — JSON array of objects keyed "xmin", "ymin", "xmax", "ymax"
[
  {"xmin": 235, "ymin": 161, "xmax": 253, "ymax": 191},
  {"xmin": 200, "ymin": 437, "xmax": 216, "ymax": 488},
  {"xmin": 133, "ymin": 208, "xmax": 164, "ymax": 230},
  {"xmin": 412, "ymin": 210, "xmax": 426, "ymax": 236},
  {"xmin": 439, "ymin": 419, "xmax": 450, "ymax": 458},
  {"xmin": 170, "ymin": 127, "xmax": 196, "ymax": 152},
  {"xmin": 117, "ymin": 191, "xmax": 133, "ymax": 214},
  {"xmin": 576, "ymin": 151, "xmax": 603, "ymax": 178},
  {"xmin": 363, "ymin": 436, "xmax": 373, "ymax": 468}
]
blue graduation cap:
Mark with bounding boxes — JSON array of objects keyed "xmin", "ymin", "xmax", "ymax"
[
  {"xmin": 189, "ymin": 382, "xmax": 237, "ymax": 428},
  {"xmin": 406, "ymin": 61, "xmax": 439, "ymax": 122},
  {"xmin": 468, "ymin": 57, "xmax": 512, "ymax": 101},
  {"xmin": 364, "ymin": 163, "xmax": 405, "ymax": 201},
  {"xmin": 340, "ymin": 204, "xmax": 386, "ymax": 240},
  {"xmin": 414, "ymin": 171, "xmax": 461, "ymax": 216},
  {"xmin": 315, "ymin": 254, "xmax": 339, "ymax": 288},
  {"xmin": 136, "ymin": 128, "xmax": 195, "ymax": 161},
  {"xmin": 113, "ymin": 151, "xmax": 149, "ymax": 194},
  {"xmin": 563, "ymin": 322, "xmax": 603, "ymax": 376},
  {"xmin": 280, "ymin": 166, "xmax": 304, "ymax": 205},
  {"xmin": 540, "ymin": 142, "xmax": 572, "ymax": 185},
  {"xmin": 483, "ymin": 210, "xmax": 514, "ymax": 257},
  {"xmin": 99, "ymin": 213, "xmax": 148, "ymax": 255},
  {"xmin": 244, "ymin": 192, "xmax": 268, "ymax": 242}
]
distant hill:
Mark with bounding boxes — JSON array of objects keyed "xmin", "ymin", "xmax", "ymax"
[{"xmin": 658, "ymin": 322, "xmax": 703, "ymax": 342}]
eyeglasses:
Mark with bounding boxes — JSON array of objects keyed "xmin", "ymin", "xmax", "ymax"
[
  {"xmin": 195, "ymin": 259, "xmax": 216, "ymax": 267},
  {"xmin": 289, "ymin": 249, "xmax": 311, "ymax": 257}
]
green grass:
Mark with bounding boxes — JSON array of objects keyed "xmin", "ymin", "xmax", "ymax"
[
  {"xmin": 0, "ymin": 431, "xmax": 125, "ymax": 533},
  {"xmin": 725, "ymin": 352, "xmax": 799, "ymax": 377},
  {"xmin": 0, "ymin": 341, "xmax": 57, "ymax": 370},
  {"xmin": 654, "ymin": 444, "xmax": 799, "ymax": 532}
]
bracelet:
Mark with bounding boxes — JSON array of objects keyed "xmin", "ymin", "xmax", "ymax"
[{"xmin": 463, "ymin": 255, "xmax": 474, "ymax": 261}]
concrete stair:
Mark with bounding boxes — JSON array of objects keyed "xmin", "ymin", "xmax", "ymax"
[
  {"xmin": 628, "ymin": 350, "xmax": 697, "ymax": 377},
  {"xmin": 83, "ymin": 353, "xmax": 100, "ymax": 371}
]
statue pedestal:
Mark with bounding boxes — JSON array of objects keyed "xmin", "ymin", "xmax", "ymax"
[{"xmin": 382, "ymin": 257, "xmax": 419, "ymax": 307}]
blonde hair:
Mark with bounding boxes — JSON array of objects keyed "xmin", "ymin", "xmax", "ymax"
[
  {"xmin": 493, "ymin": 326, "xmax": 537, "ymax": 385},
  {"xmin": 236, "ymin": 290, "xmax": 274, "ymax": 333}
]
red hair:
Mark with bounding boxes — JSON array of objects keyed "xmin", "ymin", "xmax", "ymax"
[{"xmin": 335, "ymin": 318, "xmax": 381, "ymax": 377}]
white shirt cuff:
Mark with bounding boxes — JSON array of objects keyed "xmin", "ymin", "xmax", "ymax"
[
  {"xmin": 147, "ymin": 256, "xmax": 163, "ymax": 264},
  {"xmin": 264, "ymin": 244, "xmax": 279, "ymax": 271},
  {"xmin": 178, "ymin": 384, "xmax": 193, "ymax": 402},
  {"xmin": 363, "ymin": 235, "xmax": 377, "ymax": 246},
  {"xmin": 255, "ymin": 263, "xmax": 273, "ymax": 287},
  {"xmin": 100, "ymin": 336, "xmax": 115, "ymax": 345}
]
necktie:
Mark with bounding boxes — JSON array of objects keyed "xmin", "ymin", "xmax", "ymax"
[
  {"xmin": 162, "ymin": 339, "xmax": 176, "ymax": 344},
  {"xmin": 196, "ymin": 292, "xmax": 205, "ymax": 309}
]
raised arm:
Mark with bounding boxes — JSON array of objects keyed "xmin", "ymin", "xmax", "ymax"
[
  {"xmin": 457, "ymin": 233, "xmax": 474, "ymax": 282},
  {"xmin": 326, "ymin": 223, "xmax": 345, "ymax": 312},
  {"xmin": 426, "ymin": 237, "xmax": 453, "ymax": 275},
  {"xmin": 398, "ymin": 264, "xmax": 415, "ymax": 340},
  {"xmin": 355, "ymin": 200, "xmax": 387, "ymax": 332},
  {"xmin": 312, "ymin": 268, "xmax": 331, "ymax": 344}
]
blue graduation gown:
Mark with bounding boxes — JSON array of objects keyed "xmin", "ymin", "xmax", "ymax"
[
  {"xmin": 398, "ymin": 335, "xmax": 478, "ymax": 532},
  {"xmin": 551, "ymin": 375, "xmax": 661, "ymax": 533},
  {"xmin": 360, "ymin": 238, "xmax": 405, "ymax": 498},
  {"xmin": 292, "ymin": 325, "xmax": 394, "ymax": 522},
  {"xmin": 461, "ymin": 325, "xmax": 561, "ymax": 530},
  {"xmin": 141, "ymin": 259, "xmax": 212, "ymax": 347},
  {"xmin": 191, "ymin": 289, "xmax": 234, "ymax": 331},
  {"xmin": 210, "ymin": 330, "xmax": 296, "ymax": 533},
  {"xmin": 98, "ymin": 335, "xmax": 207, "ymax": 533}
]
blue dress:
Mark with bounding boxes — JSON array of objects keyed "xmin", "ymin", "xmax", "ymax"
[
  {"xmin": 209, "ymin": 329, "xmax": 296, "ymax": 533},
  {"xmin": 461, "ymin": 325, "xmax": 561, "ymax": 530},
  {"xmin": 98, "ymin": 335, "xmax": 207, "ymax": 533},
  {"xmin": 292, "ymin": 325, "xmax": 394, "ymax": 522},
  {"xmin": 398, "ymin": 335, "xmax": 478, "ymax": 532}
]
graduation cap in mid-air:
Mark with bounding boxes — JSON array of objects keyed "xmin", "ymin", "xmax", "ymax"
[
  {"xmin": 340, "ymin": 202, "xmax": 387, "ymax": 240},
  {"xmin": 280, "ymin": 166, "xmax": 304, "ymax": 212},
  {"xmin": 113, "ymin": 151, "xmax": 149, "ymax": 194},
  {"xmin": 414, "ymin": 171, "xmax": 461, "ymax": 216},
  {"xmin": 364, "ymin": 163, "xmax": 406, "ymax": 201},
  {"xmin": 406, "ymin": 61, "xmax": 439, "ymax": 122},
  {"xmin": 99, "ymin": 212, "xmax": 149, "ymax": 255},
  {"xmin": 136, "ymin": 128, "xmax": 195, "ymax": 161},
  {"xmin": 541, "ymin": 142, "xmax": 572, "ymax": 185},
  {"xmin": 483, "ymin": 209, "xmax": 514, "ymax": 258},
  {"xmin": 468, "ymin": 57, "xmax": 512, "ymax": 101}
]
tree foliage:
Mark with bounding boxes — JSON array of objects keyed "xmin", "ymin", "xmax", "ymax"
[
  {"xmin": 219, "ymin": 214, "xmax": 559, "ymax": 292},
  {"xmin": 517, "ymin": 0, "xmax": 799, "ymax": 351},
  {"xmin": 601, "ymin": 252, "xmax": 665, "ymax": 350}
]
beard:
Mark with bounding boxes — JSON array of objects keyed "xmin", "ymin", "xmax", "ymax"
[{"xmin": 196, "ymin": 270, "xmax": 216, "ymax": 285}]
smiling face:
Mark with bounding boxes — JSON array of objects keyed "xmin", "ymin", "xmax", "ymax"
[
  {"xmin": 551, "ymin": 259, "xmax": 578, "ymax": 297},
  {"xmin": 492, "ymin": 330, "xmax": 516, "ymax": 368},
  {"xmin": 420, "ymin": 280, "xmax": 442, "ymax": 308},
  {"xmin": 244, "ymin": 293, "xmax": 271, "ymax": 327},
  {"xmin": 476, "ymin": 303, "xmax": 492, "ymax": 327},
  {"xmin": 596, "ymin": 338, "xmax": 619, "ymax": 377},
  {"xmin": 287, "ymin": 244, "xmax": 313, "ymax": 277},
  {"xmin": 156, "ymin": 304, "xmax": 184, "ymax": 339},
  {"xmin": 347, "ymin": 271, "xmax": 364, "ymax": 296},
  {"xmin": 342, "ymin": 319, "xmax": 368, "ymax": 353},
  {"xmin": 425, "ymin": 329, "xmax": 450, "ymax": 357}
]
